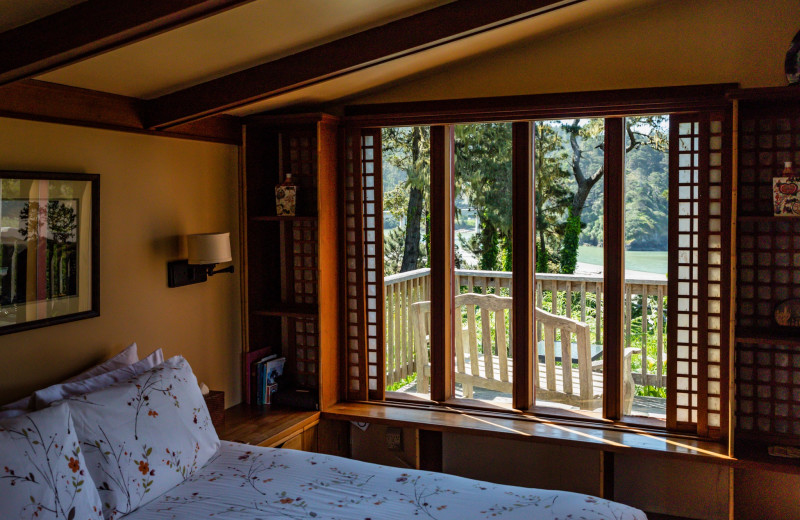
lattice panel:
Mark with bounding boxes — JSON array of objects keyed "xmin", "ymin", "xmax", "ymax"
[
  {"xmin": 738, "ymin": 108, "xmax": 800, "ymax": 216},
  {"xmin": 737, "ymin": 341, "xmax": 800, "ymax": 444},
  {"xmin": 283, "ymin": 132, "xmax": 321, "ymax": 390},
  {"xmin": 293, "ymin": 317, "xmax": 318, "ymax": 388},
  {"xmin": 343, "ymin": 131, "xmax": 367, "ymax": 399},
  {"xmin": 737, "ymin": 219, "xmax": 800, "ymax": 329},
  {"xmin": 669, "ymin": 112, "xmax": 730, "ymax": 437},
  {"xmin": 290, "ymin": 220, "xmax": 319, "ymax": 387},
  {"xmin": 705, "ymin": 115, "xmax": 727, "ymax": 435},
  {"xmin": 286, "ymin": 132, "xmax": 319, "ymax": 212},
  {"xmin": 361, "ymin": 131, "xmax": 384, "ymax": 398},
  {"xmin": 292, "ymin": 220, "xmax": 318, "ymax": 304},
  {"xmin": 671, "ymin": 117, "xmax": 703, "ymax": 429}
]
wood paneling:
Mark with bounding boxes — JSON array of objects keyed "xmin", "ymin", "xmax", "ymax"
[
  {"xmin": 143, "ymin": 0, "xmax": 588, "ymax": 128},
  {"xmin": 0, "ymin": 0, "xmax": 255, "ymax": 85}
]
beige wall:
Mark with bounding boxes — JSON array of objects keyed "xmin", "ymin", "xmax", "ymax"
[
  {"xmin": 0, "ymin": 118, "xmax": 242, "ymax": 407},
  {"xmin": 351, "ymin": 0, "xmax": 799, "ymax": 105}
]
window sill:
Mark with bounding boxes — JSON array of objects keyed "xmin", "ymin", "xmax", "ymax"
[{"xmin": 322, "ymin": 400, "xmax": 732, "ymax": 466}]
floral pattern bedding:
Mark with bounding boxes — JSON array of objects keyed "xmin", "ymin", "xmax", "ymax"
[{"xmin": 123, "ymin": 441, "xmax": 646, "ymax": 520}]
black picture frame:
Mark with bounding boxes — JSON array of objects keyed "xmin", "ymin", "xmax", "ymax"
[{"xmin": 0, "ymin": 171, "xmax": 99, "ymax": 335}]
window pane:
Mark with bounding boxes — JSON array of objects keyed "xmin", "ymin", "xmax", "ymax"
[
  {"xmin": 623, "ymin": 115, "xmax": 669, "ymax": 421},
  {"xmin": 382, "ymin": 127, "xmax": 431, "ymax": 399},
  {"xmin": 534, "ymin": 119, "xmax": 604, "ymax": 417},
  {"xmin": 452, "ymin": 122, "xmax": 513, "ymax": 404}
]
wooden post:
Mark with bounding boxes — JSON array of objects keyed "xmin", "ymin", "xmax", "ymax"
[
  {"xmin": 512, "ymin": 121, "xmax": 534, "ymax": 410},
  {"xmin": 603, "ymin": 117, "xmax": 625, "ymax": 420},
  {"xmin": 429, "ymin": 125, "xmax": 455, "ymax": 402}
]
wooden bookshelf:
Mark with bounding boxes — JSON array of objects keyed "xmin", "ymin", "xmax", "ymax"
[{"xmin": 241, "ymin": 113, "xmax": 340, "ymax": 413}]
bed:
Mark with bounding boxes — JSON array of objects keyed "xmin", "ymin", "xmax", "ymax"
[{"xmin": 0, "ymin": 346, "xmax": 646, "ymax": 520}]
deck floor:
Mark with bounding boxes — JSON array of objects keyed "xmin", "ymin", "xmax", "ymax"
[{"xmin": 393, "ymin": 360, "xmax": 666, "ymax": 419}]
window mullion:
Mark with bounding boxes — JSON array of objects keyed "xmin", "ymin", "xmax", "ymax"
[
  {"xmin": 429, "ymin": 124, "xmax": 455, "ymax": 402},
  {"xmin": 603, "ymin": 116, "xmax": 626, "ymax": 420},
  {"xmin": 512, "ymin": 121, "xmax": 534, "ymax": 410}
]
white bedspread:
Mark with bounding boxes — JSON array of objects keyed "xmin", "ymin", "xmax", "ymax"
[{"xmin": 124, "ymin": 441, "xmax": 646, "ymax": 519}]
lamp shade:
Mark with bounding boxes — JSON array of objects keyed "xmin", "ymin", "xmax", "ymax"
[{"xmin": 187, "ymin": 232, "xmax": 232, "ymax": 265}]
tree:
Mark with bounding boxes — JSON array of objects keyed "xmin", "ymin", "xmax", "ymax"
[
  {"xmin": 533, "ymin": 122, "xmax": 572, "ymax": 273},
  {"xmin": 454, "ymin": 123, "xmax": 512, "ymax": 271},
  {"xmin": 558, "ymin": 117, "xmax": 668, "ymax": 273},
  {"xmin": 382, "ymin": 127, "xmax": 430, "ymax": 273}
]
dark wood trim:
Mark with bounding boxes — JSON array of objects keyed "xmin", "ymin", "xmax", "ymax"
[
  {"xmin": 0, "ymin": 80, "xmax": 241, "ymax": 144},
  {"xmin": 0, "ymin": 0, "xmax": 256, "ymax": 85},
  {"xmin": 726, "ymin": 86, "xmax": 800, "ymax": 102},
  {"xmin": 143, "ymin": 0, "xmax": 588, "ymax": 128},
  {"xmin": 603, "ymin": 117, "xmax": 625, "ymax": 421},
  {"xmin": 429, "ymin": 125, "xmax": 455, "ymax": 403},
  {"xmin": 345, "ymin": 84, "xmax": 738, "ymax": 127},
  {"xmin": 512, "ymin": 121, "xmax": 534, "ymax": 410}
]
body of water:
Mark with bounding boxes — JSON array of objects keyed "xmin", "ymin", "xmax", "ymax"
[{"xmin": 578, "ymin": 245, "xmax": 667, "ymax": 275}]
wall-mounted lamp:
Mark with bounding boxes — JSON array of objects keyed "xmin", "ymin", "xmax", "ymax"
[{"xmin": 167, "ymin": 232, "xmax": 235, "ymax": 288}]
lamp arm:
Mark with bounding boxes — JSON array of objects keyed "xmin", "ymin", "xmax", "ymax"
[{"xmin": 206, "ymin": 264, "xmax": 235, "ymax": 277}]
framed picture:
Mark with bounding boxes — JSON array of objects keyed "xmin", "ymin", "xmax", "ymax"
[{"xmin": 0, "ymin": 171, "xmax": 99, "ymax": 335}]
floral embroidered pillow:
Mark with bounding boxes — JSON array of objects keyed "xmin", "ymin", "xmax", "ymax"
[
  {"xmin": 64, "ymin": 356, "xmax": 219, "ymax": 519},
  {"xmin": 0, "ymin": 403, "xmax": 104, "ymax": 520}
]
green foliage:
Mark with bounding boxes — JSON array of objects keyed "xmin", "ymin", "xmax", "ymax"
[
  {"xmin": 533, "ymin": 122, "xmax": 572, "ymax": 273},
  {"xmin": 387, "ymin": 373, "xmax": 417, "ymax": 392},
  {"xmin": 559, "ymin": 207, "xmax": 581, "ymax": 274},
  {"xmin": 636, "ymin": 385, "xmax": 667, "ymax": 398}
]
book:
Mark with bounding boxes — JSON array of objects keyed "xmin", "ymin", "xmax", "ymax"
[
  {"xmin": 246, "ymin": 348, "xmax": 276, "ymax": 405},
  {"xmin": 265, "ymin": 357, "xmax": 285, "ymax": 386},
  {"xmin": 244, "ymin": 347, "xmax": 270, "ymax": 405}
]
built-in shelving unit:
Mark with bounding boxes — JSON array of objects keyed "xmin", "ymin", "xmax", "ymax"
[
  {"xmin": 240, "ymin": 113, "xmax": 340, "ymax": 416},
  {"xmin": 730, "ymin": 87, "xmax": 800, "ymax": 457}
]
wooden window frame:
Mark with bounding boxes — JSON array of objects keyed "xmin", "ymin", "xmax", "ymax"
[{"xmin": 341, "ymin": 84, "xmax": 734, "ymax": 441}]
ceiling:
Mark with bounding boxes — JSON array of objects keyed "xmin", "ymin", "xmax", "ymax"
[{"xmin": 0, "ymin": 0, "xmax": 660, "ymax": 138}]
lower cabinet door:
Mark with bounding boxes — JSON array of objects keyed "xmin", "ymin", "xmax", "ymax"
[{"xmin": 279, "ymin": 432, "xmax": 304, "ymax": 450}]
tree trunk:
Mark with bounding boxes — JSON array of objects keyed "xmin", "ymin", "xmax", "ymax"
[
  {"xmin": 399, "ymin": 127, "xmax": 424, "ymax": 272},
  {"xmin": 400, "ymin": 186, "xmax": 424, "ymax": 272}
]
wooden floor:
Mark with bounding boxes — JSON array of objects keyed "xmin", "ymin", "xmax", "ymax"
[{"xmin": 398, "ymin": 360, "xmax": 667, "ymax": 417}]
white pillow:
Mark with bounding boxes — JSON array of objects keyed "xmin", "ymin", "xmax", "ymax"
[
  {"xmin": 0, "ymin": 408, "xmax": 28, "ymax": 419},
  {"xmin": 0, "ymin": 343, "xmax": 139, "ymax": 414},
  {"xmin": 65, "ymin": 356, "xmax": 219, "ymax": 519},
  {"xmin": 0, "ymin": 403, "xmax": 104, "ymax": 520},
  {"xmin": 34, "ymin": 349, "xmax": 164, "ymax": 409},
  {"xmin": 65, "ymin": 342, "xmax": 139, "ymax": 383}
]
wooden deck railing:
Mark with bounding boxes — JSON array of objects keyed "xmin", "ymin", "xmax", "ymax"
[{"xmin": 384, "ymin": 268, "xmax": 668, "ymax": 390}]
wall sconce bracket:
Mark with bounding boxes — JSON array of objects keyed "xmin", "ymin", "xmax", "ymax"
[{"xmin": 167, "ymin": 259, "xmax": 208, "ymax": 288}]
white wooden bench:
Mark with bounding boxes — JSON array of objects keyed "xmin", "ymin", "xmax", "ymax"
[{"xmin": 411, "ymin": 293, "xmax": 637, "ymax": 413}]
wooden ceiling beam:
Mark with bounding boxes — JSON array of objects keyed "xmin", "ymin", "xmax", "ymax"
[
  {"xmin": 144, "ymin": 0, "xmax": 586, "ymax": 129},
  {"xmin": 0, "ymin": 0, "xmax": 256, "ymax": 86},
  {"xmin": 0, "ymin": 80, "xmax": 241, "ymax": 144}
]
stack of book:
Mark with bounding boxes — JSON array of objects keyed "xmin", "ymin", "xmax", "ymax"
[{"xmin": 245, "ymin": 348, "xmax": 285, "ymax": 405}]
